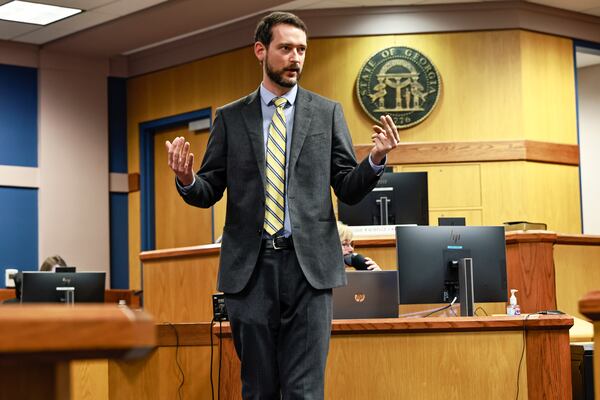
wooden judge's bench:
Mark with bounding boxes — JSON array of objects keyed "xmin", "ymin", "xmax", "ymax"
[
  {"xmin": 130, "ymin": 230, "xmax": 600, "ymax": 399},
  {"xmin": 350, "ymin": 231, "xmax": 600, "ymax": 318}
]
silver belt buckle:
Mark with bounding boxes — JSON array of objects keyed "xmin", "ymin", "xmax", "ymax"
[{"xmin": 272, "ymin": 236, "xmax": 282, "ymax": 250}]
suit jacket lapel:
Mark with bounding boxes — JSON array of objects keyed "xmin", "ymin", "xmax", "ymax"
[
  {"xmin": 242, "ymin": 89, "xmax": 266, "ymax": 185},
  {"xmin": 289, "ymin": 87, "xmax": 312, "ymax": 174}
]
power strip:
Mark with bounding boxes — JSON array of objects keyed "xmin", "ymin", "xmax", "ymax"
[{"xmin": 212, "ymin": 293, "xmax": 228, "ymax": 321}]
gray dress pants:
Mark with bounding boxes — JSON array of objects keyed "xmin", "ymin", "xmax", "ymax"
[{"xmin": 224, "ymin": 245, "xmax": 333, "ymax": 400}]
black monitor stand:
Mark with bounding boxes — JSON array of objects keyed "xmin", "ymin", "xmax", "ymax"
[
  {"xmin": 443, "ymin": 256, "xmax": 475, "ymax": 316},
  {"xmin": 375, "ymin": 194, "xmax": 391, "ymax": 225},
  {"xmin": 458, "ymin": 258, "xmax": 474, "ymax": 316}
]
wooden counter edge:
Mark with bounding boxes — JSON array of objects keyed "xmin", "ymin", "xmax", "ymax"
[
  {"xmin": 350, "ymin": 232, "xmax": 600, "ymax": 247},
  {"xmin": 139, "ymin": 231, "xmax": 600, "ymax": 261},
  {"xmin": 0, "ymin": 305, "xmax": 156, "ymax": 355},
  {"xmin": 555, "ymin": 233, "xmax": 600, "ymax": 246},
  {"xmin": 209, "ymin": 315, "xmax": 572, "ymax": 337},
  {"xmin": 579, "ymin": 290, "xmax": 600, "ymax": 321},
  {"xmin": 354, "ymin": 140, "xmax": 579, "ymax": 166},
  {"xmin": 140, "ymin": 243, "xmax": 221, "ymax": 261}
]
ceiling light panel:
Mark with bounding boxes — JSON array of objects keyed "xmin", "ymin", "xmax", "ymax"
[
  {"xmin": 13, "ymin": 8, "xmax": 113, "ymax": 43},
  {"xmin": 0, "ymin": 1, "xmax": 82, "ymax": 25}
]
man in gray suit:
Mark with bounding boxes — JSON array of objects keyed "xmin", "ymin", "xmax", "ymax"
[{"xmin": 166, "ymin": 11, "xmax": 399, "ymax": 399}]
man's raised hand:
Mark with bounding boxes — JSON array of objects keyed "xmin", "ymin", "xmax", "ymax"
[
  {"xmin": 370, "ymin": 115, "xmax": 400, "ymax": 165},
  {"xmin": 165, "ymin": 136, "xmax": 195, "ymax": 186}
]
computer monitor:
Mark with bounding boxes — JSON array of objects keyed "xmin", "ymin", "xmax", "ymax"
[
  {"xmin": 20, "ymin": 271, "xmax": 106, "ymax": 303},
  {"xmin": 438, "ymin": 217, "xmax": 466, "ymax": 226},
  {"xmin": 55, "ymin": 266, "xmax": 76, "ymax": 273},
  {"xmin": 338, "ymin": 172, "xmax": 428, "ymax": 226},
  {"xmin": 396, "ymin": 226, "xmax": 507, "ymax": 304}
]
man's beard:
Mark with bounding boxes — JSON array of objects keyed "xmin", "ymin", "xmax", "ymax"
[{"xmin": 265, "ymin": 55, "xmax": 302, "ymax": 88}]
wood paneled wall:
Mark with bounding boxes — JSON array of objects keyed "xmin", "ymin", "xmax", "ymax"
[
  {"xmin": 127, "ymin": 29, "xmax": 579, "ymax": 289},
  {"xmin": 395, "ymin": 160, "xmax": 581, "ymax": 232},
  {"xmin": 108, "ymin": 346, "xmax": 217, "ymax": 400},
  {"xmin": 555, "ymin": 244, "xmax": 600, "ymax": 320},
  {"xmin": 71, "ymin": 361, "xmax": 109, "ymax": 400},
  {"xmin": 215, "ymin": 316, "xmax": 573, "ymax": 400},
  {"xmin": 520, "ymin": 32, "xmax": 578, "ymax": 144},
  {"xmin": 326, "ymin": 331, "xmax": 528, "ymax": 399},
  {"xmin": 142, "ymin": 251, "xmax": 220, "ymax": 323},
  {"xmin": 153, "ymin": 126, "xmax": 214, "ymax": 249}
]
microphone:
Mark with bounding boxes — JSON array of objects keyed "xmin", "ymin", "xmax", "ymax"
[{"xmin": 343, "ymin": 253, "xmax": 369, "ymax": 270}]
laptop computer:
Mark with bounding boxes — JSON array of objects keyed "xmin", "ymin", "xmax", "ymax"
[{"xmin": 333, "ymin": 271, "xmax": 399, "ymax": 319}]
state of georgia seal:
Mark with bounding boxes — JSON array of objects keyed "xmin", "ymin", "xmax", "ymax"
[{"xmin": 356, "ymin": 46, "xmax": 441, "ymax": 129}]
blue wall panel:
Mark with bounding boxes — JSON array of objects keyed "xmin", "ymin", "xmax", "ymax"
[
  {"xmin": 0, "ymin": 187, "xmax": 38, "ymax": 288},
  {"xmin": 108, "ymin": 77, "xmax": 129, "ymax": 288},
  {"xmin": 0, "ymin": 64, "xmax": 37, "ymax": 167},
  {"xmin": 108, "ymin": 77, "xmax": 127, "ymax": 173},
  {"xmin": 110, "ymin": 189, "xmax": 129, "ymax": 289}
]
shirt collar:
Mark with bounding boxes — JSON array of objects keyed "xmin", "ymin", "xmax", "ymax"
[{"xmin": 260, "ymin": 83, "xmax": 298, "ymax": 107}]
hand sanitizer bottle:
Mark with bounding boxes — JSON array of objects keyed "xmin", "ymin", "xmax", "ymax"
[{"xmin": 507, "ymin": 289, "xmax": 521, "ymax": 316}]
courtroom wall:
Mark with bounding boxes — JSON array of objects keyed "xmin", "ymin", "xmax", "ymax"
[
  {"xmin": 38, "ymin": 51, "xmax": 110, "ymax": 279},
  {"xmin": 0, "ymin": 41, "xmax": 127, "ymax": 288},
  {"xmin": 127, "ymin": 29, "xmax": 581, "ymax": 289}
]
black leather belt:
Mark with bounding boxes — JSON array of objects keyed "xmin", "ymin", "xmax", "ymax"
[{"xmin": 262, "ymin": 236, "xmax": 294, "ymax": 250}]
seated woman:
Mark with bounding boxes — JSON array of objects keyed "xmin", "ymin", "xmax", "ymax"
[
  {"xmin": 337, "ymin": 221, "xmax": 382, "ymax": 271},
  {"xmin": 4, "ymin": 255, "xmax": 68, "ymax": 303}
]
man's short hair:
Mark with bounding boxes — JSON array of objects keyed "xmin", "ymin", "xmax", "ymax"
[{"xmin": 254, "ymin": 11, "xmax": 307, "ymax": 46}]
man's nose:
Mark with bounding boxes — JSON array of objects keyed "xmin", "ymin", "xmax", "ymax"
[{"xmin": 290, "ymin": 49, "xmax": 300, "ymax": 62}]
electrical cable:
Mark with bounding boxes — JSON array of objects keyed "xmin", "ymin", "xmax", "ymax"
[
  {"xmin": 448, "ymin": 303, "xmax": 458, "ymax": 317},
  {"xmin": 422, "ymin": 297, "xmax": 458, "ymax": 317},
  {"xmin": 210, "ymin": 317, "xmax": 216, "ymax": 400},
  {"xmin": 474, "ymin": 306, "xmax": 489, "ymax": 316},
  {"xmin": 218, "ymin": 320, "xmax": 223, "ymax": 400},
  {"xmin": 515, "ymin": 313, "xmax": 538, "ymax": 400},
  {"xmin": 168, "ymin": 323, "xmax": 185, "ymax": 400}
]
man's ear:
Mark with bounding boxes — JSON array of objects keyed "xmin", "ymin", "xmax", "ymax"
[{"xmin": 254, "ymin": 41, "xmax": 266, "ymax": 63}]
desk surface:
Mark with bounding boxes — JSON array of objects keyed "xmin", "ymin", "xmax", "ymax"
[
  {"xmin": 212, "ymin": 314, "xmax": 573, "ymax": 336},
  {"xmin": 0, "ymin": 304, "xmax": 156, "ymax": 361}
]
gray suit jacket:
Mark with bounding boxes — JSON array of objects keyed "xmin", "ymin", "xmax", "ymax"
[{"xmin": 178, "ymin": 87, "xmax": 381, "ymax": 293}]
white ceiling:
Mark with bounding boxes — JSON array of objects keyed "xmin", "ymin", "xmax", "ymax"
[
  {"xmin": 0, "ymin": 0, "xmax": 168, "ymax": 43},
  {"xmin": 1, "ymin": 0, "xmax": 599, "ymax": 65}
]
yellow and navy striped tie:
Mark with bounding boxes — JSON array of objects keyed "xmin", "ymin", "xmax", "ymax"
[{"xmin": 264, "ymin": 97, "xmax": 288, "ymax": 236}]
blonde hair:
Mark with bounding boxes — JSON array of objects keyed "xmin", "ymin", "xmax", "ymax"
[{"xmin": 337, "ymin": 221, "xmax": 353, "ymax": 243}]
